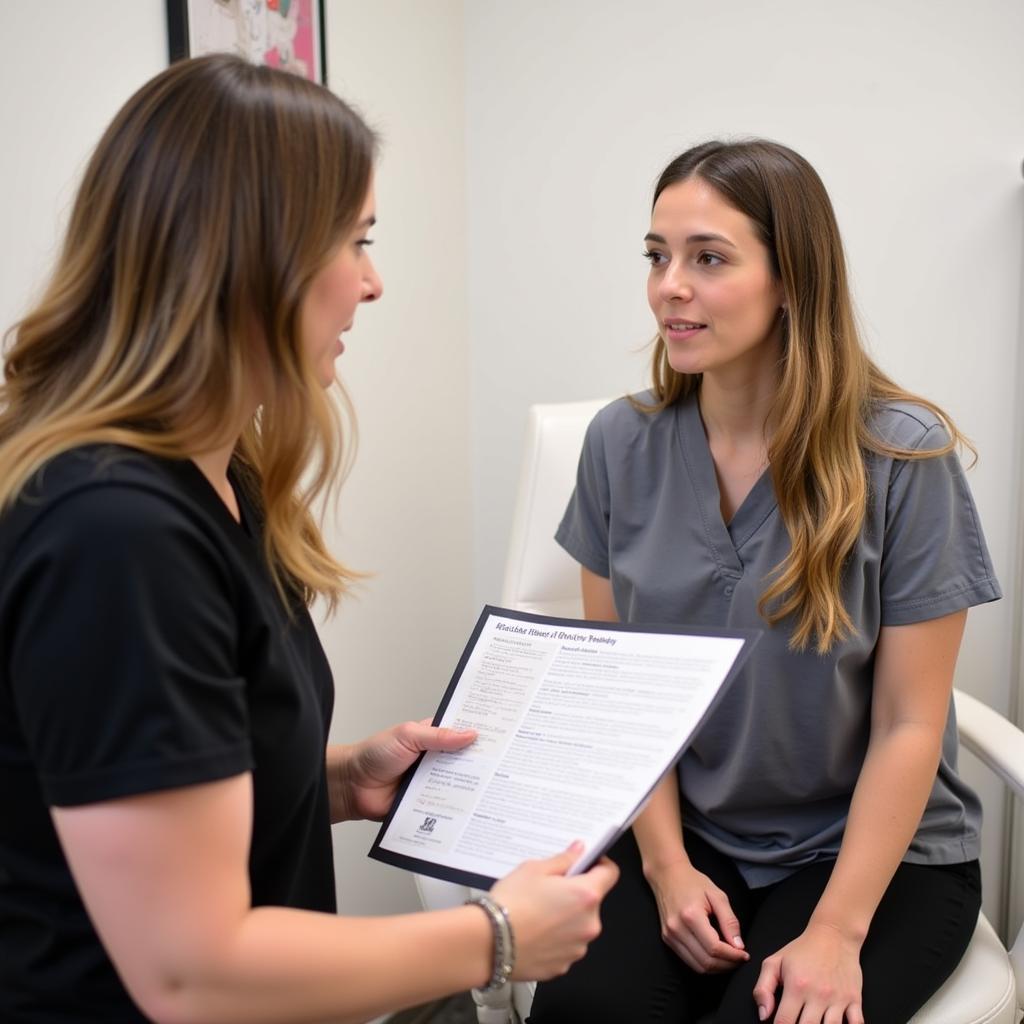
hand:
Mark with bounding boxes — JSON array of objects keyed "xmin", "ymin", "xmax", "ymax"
[
  {"xmin": 333, "ymin": 719, "xmax": 477, "ymax": 821},
  {"xmin": 491, "ymin": 843, "xmax": 619, "ymax": 981},
  {"xmin": 645, "ymin": 859, "xmax": 748, "ymax": 972},
  {"xmin": 752, "ymin": 922, "xmax": 864, "ymax": 1024}
]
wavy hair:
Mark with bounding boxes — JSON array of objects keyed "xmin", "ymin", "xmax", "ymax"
[
  {"xmin": 0, "ymin": 54, "xmax": 377, "ymax": 611},
  {"xmin": 640, "ymin": 139, "xmax": 971, "ymax": 653}
]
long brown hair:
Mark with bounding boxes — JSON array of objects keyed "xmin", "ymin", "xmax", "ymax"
[
  {"xmin": 641, "ymin": 139, "xmax": 970, "ymax": 653},
  {"xmin": 0, "ymin": 54, "xmax": 377, "ymax": 610}
]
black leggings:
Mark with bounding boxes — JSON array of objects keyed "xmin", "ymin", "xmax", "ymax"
[{"xmin": 528, "ymin": 830, "xmax": 980, "ymax": 1024}]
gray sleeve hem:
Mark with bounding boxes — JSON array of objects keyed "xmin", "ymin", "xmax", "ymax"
[
  {"xmin": 880, "ymin": 577, "xmax": 1002, "ymax": 626},
  {"xmin": 554, "ymin": 522, "xmax": 609, "ymax": 578}
]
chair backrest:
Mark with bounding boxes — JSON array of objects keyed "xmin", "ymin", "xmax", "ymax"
[{"xmin": 500, "ymin": 398, "xmax": 612, "ymax": 616}]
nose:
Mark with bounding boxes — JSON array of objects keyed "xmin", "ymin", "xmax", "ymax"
[
  {"xmin": 362, "ymin": 256, "xmax": 383, "ymax": 303},
  {"xmin": 657, "ymin": 259, "xmax": 694, "ymax": 303}
]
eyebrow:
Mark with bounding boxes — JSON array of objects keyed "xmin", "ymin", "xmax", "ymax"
[{"xmin": 644, "ymin": 231, "xmax": 737, "ymax": 248}]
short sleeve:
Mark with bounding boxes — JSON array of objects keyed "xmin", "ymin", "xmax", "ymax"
[
  {"xmin": 879, "ymin": 425, "xmax": 1001, "ymax": 625},
  {"xmin": 6, "ymin": 485, "xmax": 252, "ymax": 806},
  {"xmin": 555, "ymin": 412, "xmax": 612, "ymax": 577}
]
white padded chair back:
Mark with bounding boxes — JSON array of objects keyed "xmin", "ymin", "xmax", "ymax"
[{"xmin": 500, "ymin": 398, "xmax": 612, "ymax": 617}]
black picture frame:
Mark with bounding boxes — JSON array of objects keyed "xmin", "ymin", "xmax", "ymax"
[{"xmin": 166, "ymin": 0, "xmax": 327, "ymax": 86}]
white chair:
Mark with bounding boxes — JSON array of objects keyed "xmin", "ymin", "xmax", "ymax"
[{"xmin": 417, "ymin": 398, "xmax": 1024, "ymax": 1024}]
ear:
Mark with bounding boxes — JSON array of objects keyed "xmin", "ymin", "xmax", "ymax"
[{"xmin": 772, "ymin": 275, "xmax": 787, "ymax": 310}]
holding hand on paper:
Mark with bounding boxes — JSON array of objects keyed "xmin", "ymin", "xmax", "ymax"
[
  {"xmin": 493, "ymin": 844, "xmax": 620, "ymax": 981},
  {"xmin": 328, "ymin": 720, "xmax": 479, "ymax": 822}
]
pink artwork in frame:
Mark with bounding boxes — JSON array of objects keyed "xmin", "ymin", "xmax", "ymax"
[{"xmin": 167, "ymin": 0, "xmax": 326, "ymax": 85}]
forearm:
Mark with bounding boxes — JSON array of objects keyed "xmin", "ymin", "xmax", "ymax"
[
  {"xmin": 143, "ymin": 904, "xmax": 492, "ymax": 1024},
  {"xmin": 810, "ymin": 721, "xmax": 943, "ymax": 942},
  {"xmin": 633, "ymin": 774, "xmax": 689, "ymax": 877}
]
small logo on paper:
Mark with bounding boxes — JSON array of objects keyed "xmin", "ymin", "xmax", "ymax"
[{"xmin": 417, "ymin": 816, "xmax": 438, "ymax": 834}]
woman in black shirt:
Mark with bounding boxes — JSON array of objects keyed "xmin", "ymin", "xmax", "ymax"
[{"xmin": 0, "ymin": 54, "xmax": 616, "ymax": 1023}]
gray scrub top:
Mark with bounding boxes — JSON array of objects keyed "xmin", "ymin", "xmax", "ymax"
[{"xmin": 556, "ymin": 391, "xmax": 1001, "ymax": 885}]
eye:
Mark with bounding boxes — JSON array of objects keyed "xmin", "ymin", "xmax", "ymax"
[
  {"xmin": 642, "ymin": 248, "xmax": 667, "ymax": 267},
  {"xmin": 696, "ymin": 250, "xmax": 724, "ymax": 267},
  {"xmin": 356, "ymin": 238, "xmax": 375, "ymax": 249}
]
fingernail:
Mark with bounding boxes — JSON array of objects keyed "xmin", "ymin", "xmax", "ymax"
[
  {"xmin": 569, "ymin": 840, "xmax": 584, "ymax": 853},
  {"xmin": 757, "ymin": 1006, "xmax": 767, "ymax": 1021},
  {"xmin": 732, "ymin": 935, "xmax": 745, "ymax": 949}
]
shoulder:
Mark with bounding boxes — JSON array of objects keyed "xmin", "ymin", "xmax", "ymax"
[
  {"xmin": 867, "ymin": 400, "xmax": 952, "ymax": 454},
  {"xmin": 588, "ymin": 390, "xmax": 680, "ymax": 450},
  {"xmin": 1, "ymin": 446, "xmax": 218, "ymax": 575}
]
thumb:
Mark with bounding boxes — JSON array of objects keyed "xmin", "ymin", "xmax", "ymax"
[
  {"xmin": 582, "ymin": 856, "xmax": 620, "ymax": 897},
  {"xmin": 752, "ymin": 957, "xmax": 779, "ymax": 1021},
  {"xmin": 403, "ymin": 721, "xmax": 477, "ymax": 752},
  {"xmin": 536, "ymin": 840, "xmax": 586, "ymax": 876}
]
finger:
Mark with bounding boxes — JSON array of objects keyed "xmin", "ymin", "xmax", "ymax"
[
  {"xmin": 400, "ymin": 721, "xmax": 478, "ymax": 752},
  {"xmin": 844, "ymin": 1003, "xmax": 865, "ymax": 1024},
  {"xmin": 822, "ymin": 1005, "xmax": 847, "ymax": 1024},
  {"xmin": 752, "ymin": 959, "xmax": 780, "ymax": 1021},
  {"xmin": 706, "ymin": 887, "xmax": 744, "ymax": 949},
  {"xmin": 774, "ymin": 987, "xmax": 806, "ymax": 1024},
  {"xmin": 533, "ymin": 841, "xmax": 586, "ymax": 876},
  {"xmin": 795, "ymin": 999, "xmax": 826, "ymax": 1024},
  {"xmin": 664, "ymin": 929, "xmax": 741, "ymax": 973},
  {"xmin": 674, "ymin": 932, "xmax": 746, "ymax": 966},
  {"xmin": 663, "ymin": 932, "xmax": 704, "ymax": 972},
  {"xmin": 687, "ymin": 907, "xmax": 746, "ymax": 962},
  {"xmin": 580, "ymin": 857, "xmax": 619, "ymax": 896}
]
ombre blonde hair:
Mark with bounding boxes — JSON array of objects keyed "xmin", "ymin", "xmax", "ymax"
[
  {"xmin": 641, "ymin": 139, "xmax": 971, "ymax": 654},
  {"xmin": 0, "ymin": 54, "xmax": 376, "ymax": 611}
]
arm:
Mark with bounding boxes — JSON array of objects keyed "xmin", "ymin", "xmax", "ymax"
[
  {"xmin": 581, "ymin": 568, "xmax": 748, "ymax": 973},
  {"xmin": 53, "ymin": 773, "xmax": 618, "ymax": 1024},
  {"xmin": 753, "ymin": 608, "xmax": 967, "ymax": 1024}
]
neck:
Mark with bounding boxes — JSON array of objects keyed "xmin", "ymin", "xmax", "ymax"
[
  {"xmin": 188, "ymin": 381, "xmax": 261, "ymax": 522},
  {"xmin": 698, "ymin": 337, "xmax": 783, "ymax": 446},
  {"xmin": 191, "ymin": 440, "xmax": 241, "ymax": 521}
]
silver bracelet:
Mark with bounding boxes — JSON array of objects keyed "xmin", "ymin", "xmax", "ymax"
[{"xmin": 465, "ymin": 893, "xmax": 516, "ymax": 992}]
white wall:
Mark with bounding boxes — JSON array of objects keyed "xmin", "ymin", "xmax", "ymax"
[
  {"xmin": 319, "ymin": 0, "xmax": 474, "ymax": 917},
  {"xmin": 0, "ymin": 4, "xmax": 167, "ymax": 335},
  {"xmin": 465, "ymin": 0, "xmax": 1024, "ymax": 933}
]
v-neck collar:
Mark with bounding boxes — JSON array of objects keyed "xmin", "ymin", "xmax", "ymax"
[
  {"xmin": 162, "ymin": 455, "xmax": 260, "ymax": 550},
  {"xmin": 675, "ymin": 393, "xmax": 778, "ymax": 573}
]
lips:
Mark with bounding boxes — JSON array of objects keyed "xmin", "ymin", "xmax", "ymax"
[{"xmin": 663, "ymin": 318, "xmax": 707, "ymax": 341}]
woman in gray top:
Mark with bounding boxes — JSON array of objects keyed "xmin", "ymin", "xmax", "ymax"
[{"xmin": 530, "ymin": 140, "xmax": 1000, "ymax": 1024}]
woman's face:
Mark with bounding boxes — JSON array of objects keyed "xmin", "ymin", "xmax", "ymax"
[
  {"xmin": 645, "ymin": 177, "xmax": 784, "ymax": 382},
  {"xmin": 301, "ymin": 182, "xmax": 383, "ymax": 387}
]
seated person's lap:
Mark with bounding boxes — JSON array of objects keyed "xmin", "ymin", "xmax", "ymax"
[{"xmin": 529, "ymin": 830, "xmax": 980, "ymax": 1024}]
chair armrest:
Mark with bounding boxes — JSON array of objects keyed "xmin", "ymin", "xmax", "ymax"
[
  {"xmin": 953, "ymin": 688, "xmax": 1024, "ymax": 796},
  {"xmin": 952, "ymin": 687, "xmax": 1024, "ymax": 1004},
  {"xmin": 414, "ymin": 873, "xmax": 473, "ymax": 912}
]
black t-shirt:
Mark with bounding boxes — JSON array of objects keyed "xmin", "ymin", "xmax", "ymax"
[{"xmin": 0, "ymin": 446, "xmax": 336, "ymax": 1021}]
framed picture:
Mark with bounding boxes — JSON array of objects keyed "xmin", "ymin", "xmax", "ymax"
[{"xmin": 166, "ymin": 0, "xmax": 327, "ymax": 86}]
